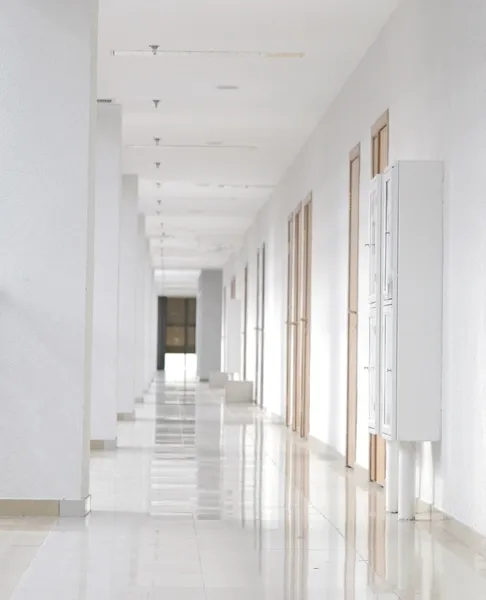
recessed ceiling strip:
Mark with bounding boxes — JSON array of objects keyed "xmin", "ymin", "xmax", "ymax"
[
  {"xmin": 112, "ymin": 49, "xmax": 305, "ymax": 59},
  {"xmin": 127, "ymin": 144, "xmax": 257, "ymax": 150}
]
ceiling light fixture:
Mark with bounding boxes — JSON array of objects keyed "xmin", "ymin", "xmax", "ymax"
[
  {"xmin": 195, "ymin": 183, "xmax": 275, "ymax": 190},
  {"xmin": 127, "ymin": 143, "xmax": 256, "ymax": 150},
  {"xmin": 112, "ymin": 48, "xmax": 305, "ymax": 59},
  {"xmin": 153, "ymin": 99, "xmax": 161, "ymax": 109}
]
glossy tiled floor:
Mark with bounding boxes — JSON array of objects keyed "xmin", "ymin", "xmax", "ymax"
[{"xmin": 2, "ymin": 371, "xmax": 486, "ymax": 598}]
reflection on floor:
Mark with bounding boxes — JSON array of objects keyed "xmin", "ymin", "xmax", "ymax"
[
  {"xmin": 1, "ymin": 373, "xmax": 486, "ymax": 598},
  {"xmin": 163, "ymin": 354, "xmax": 197, "ymax": 381}
]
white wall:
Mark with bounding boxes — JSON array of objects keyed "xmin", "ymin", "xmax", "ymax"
[
  {"xmin": 225, "ymin": 0, "xmax": 486, "ymax": 535},
  {"xmin": 91, "ymin": 104, "xmax": 122, "ymax": 443}
]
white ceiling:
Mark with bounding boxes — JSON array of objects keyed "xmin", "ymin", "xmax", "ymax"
[{"xmin": 97, "ymin": 0, "xmax": 400, "ymax": 296}]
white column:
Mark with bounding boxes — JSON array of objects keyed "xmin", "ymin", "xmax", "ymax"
[
  {"xmin": 398, "ymin": 442, "xmax": 416, "ymax": 520},
  {"xmin": 197, "ymin": 270, "xmax": 224, "ymax": 381},
  {"xmin": 117, "ymin": 176, "xmax": 138, "ymax": 420},
  {"xmin": 0, "ymin": 0, "xmax": 98, "ymax": 516},
  {"xmin": 144, "ymin": 256, "xmax": 155, "ymax": 387},
  {"xmin": 386, "ymin": 440, "xmax": 399, "ymax": 513},
  {"xmin": 134, "ymin": 216, "xmax": 146, "ymax": 402},
  {"xmin": 151, "ymin": 288, "xmax": 159, "ymax": 375},
  {"xmin": 90, "ymin": 104, "xmax": 122, "ymax": 449},
  {"xmin": 196, "ymin": 292, "xmax": 203, "ymax": 378}
]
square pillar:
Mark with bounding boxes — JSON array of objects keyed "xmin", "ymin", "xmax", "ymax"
[
  {"xmin": 134, "ymin": 216, "xmax": 147, "ymax": 402},
  {"xmin": 117, "ymin": 175, "xmax": 139, "ymax": 420},
  {"xmin": 197, "ymin": 270, "xmax": 223, "ymax": 381},
  {"xmin": 0, "ymin": 0, "xmax": 98, "ymax": 516},
  {"xmin": 90, "ymin": 103, "xmax": 122, "ymax": 449}
]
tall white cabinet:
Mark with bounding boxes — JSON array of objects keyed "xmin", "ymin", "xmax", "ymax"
[{"xmin": 367, "ymin": 161, "xmax": 444, "ymax": 443}]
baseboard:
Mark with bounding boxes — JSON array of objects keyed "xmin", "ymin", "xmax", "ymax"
[
  {"xmin": 308, "ymin": 434, "xmax": 344, "ymax": 460},
  {"xmin": 117, "ymin": 411, "xmax": 135, "ymax": 422},
  {"xmin": 265, "ymin": 410, "xmax": 285, "ymax": 424},
  {"xmin": 264, "ymin": 414, "xmax": 486, "ymax": 547},
  {"xmin": 90, "ymin": 439, "xmax": 117, "ymax": 451},
  {"xmin": 0, "ymin": 496, "xmax": 91, "ymax": 518}
]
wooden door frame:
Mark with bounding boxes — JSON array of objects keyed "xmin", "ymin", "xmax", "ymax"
[
  {"xmin": 370, "ymin": 109, "xmax": 389, "ymax": 485},
  {"xmin": 285, "ymin": 216, "xmax": 294, "ymax": 427},
  {"xmin": 260, "ymin": 243, "xmax": 266, "ymax": 407},
  {"xmin": 371, "ymin": 110, "xmax": 389, "ymax": 177},
  {"xmin": 243, "ymin": 264, "xmax": 249, "ymax": 379},
  {"xmin": 292, "ymin": 206, "xmax": 303, "ymax": 433},
  {"xmin": 300, "ymin": 196, "xmax": 312, "ymax": 439},
  {"xmin": 222, "ymin": 285, "xmax": 227, "ymax": 372},
  {"xmin": 255, "ymin": 249, "xmax": 261, "ymax": 403},
  {"xmin": 346, "ymin": 144, "xmax": 361, "ymax": 467}
]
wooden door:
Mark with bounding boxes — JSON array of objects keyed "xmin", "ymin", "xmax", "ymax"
[
  {"xmin": 242, "ymin": 264, "xmax": 248, "ymax": 379},
  {"xmin": 346, "ymin": 146, "xmax": 361, "ymax": 467},
  {"xmin": 300, "ymin": 198, "xmax": 312, "ymax": 439},
  {"xmin": 255, "ymin": 250, "xmax": 261, "ymax": 403},
  {"xmin": 292, "ymin": 208, "xmax": 302, "ymax": 432},
  {"xmin": 370, "ymin": 110, "xmax": 389, "ymax": 485},
  {"xmin": 285, "ymin": 217, "xmax": 294, "ymax": 426},
  {"xmin": 259, "ymin": 243, "xmax": 266, "ymax": 407},
  {"xmin": 222, "ymin": 286, "xmax": 227, "ymax": 372}
]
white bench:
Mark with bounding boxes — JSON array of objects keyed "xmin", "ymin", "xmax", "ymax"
[
  {"xmin": 224, "ymin": 380, "xmax": 253, "ymax": 404},
  {"xmin": 209, "ymin": 371, "xmax": 230, "ymax": 389}
]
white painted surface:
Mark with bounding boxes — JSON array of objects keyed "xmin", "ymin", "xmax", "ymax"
[
  {"xmin": 224, "ymin": 381, "xmax": 254, "ymax": 404},
  {"xmin": 0, "ymin": 0, "xmax": 97, "ymax": 500},
  {"xmin": 386, "ymin": 440, "xmax": 399, "ymax": 514},
  {"xmin": 144, "ymin": 259, "xmax": 155, "ymax": 388},
  {"xmin": 398, "ymin": 442, "xmax": 416, "ymax": 520},
  {"xmin": 134, "ymin": 216, "xmax": 147, "ymax": 399},
  {"xmin": 209, "ymin": 372, "xmax": 229, "ymax": 389},
  {"xmin": 91, "ymin": 104, "xmax": 122, "ymax": 443},
  {"xmin": 197, "ymin": 270, "xmax": 223, "ymax": 381},
  {"xmin": 382, "ymin": 162, "xmax": 444, "ymax": 442},
  {"xmin": 225, "ymin": 299, "xmax": 243, "ymax": 376},
  {"xmin": 225, "ymin": 0, "xmax": 486, "ymax": 535},
  {"xmin": 117, "ymin": 175, "xmax": 139, "ymax": 414},
  {"xmin": 97, "ymin": 0, "xmax": 399, "ymax": 292}
]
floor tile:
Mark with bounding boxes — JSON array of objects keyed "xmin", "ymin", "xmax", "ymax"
[{"xmin": 3, "ymin": 372, "xmax": 486, "ymax": 599}]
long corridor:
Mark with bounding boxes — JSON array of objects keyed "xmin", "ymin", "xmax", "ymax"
[{"xmin": 1, "ymin": 373, "xmax": 486, "ymax": 599}]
